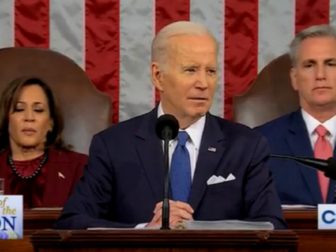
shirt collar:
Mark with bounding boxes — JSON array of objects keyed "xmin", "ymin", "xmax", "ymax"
[
  {"xmin": 158, "ymin": 103, "xmax": 205, "ymax": 149},
  {"xmin": 301, "ymin": 108, "xmax": 336, "ymax": 137}
]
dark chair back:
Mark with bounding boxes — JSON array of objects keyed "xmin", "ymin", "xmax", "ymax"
[
  {"xmin": 0, "ymin": 47, "xmax": 111, "ymax": 154},
  {"xmin": 233, "ymin": 53, "xmax": 299, "ymax": 128}
]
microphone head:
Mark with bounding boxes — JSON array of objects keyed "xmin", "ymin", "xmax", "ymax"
[
  {"xmin": 326, "ymin": 158, "xmax": 336, "ymax": 180},
  {"xmin": 155, "ymin": 114, "xmax": 179, "ymax": 140},
  {"xmin": 271, "ymin": 154, "xmax": 336, "ymax": 180}
]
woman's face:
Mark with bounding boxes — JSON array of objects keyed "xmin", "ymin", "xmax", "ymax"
[{"xmin": 8, "ymin": 84, "xmax": 53, "ymax": 151}]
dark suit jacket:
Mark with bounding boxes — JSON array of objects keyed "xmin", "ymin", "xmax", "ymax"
[
  {"xmin": 55, "ymin": 108, "xmax": 286, "ymax": 229},
  {"xmin": 255, "ymin": 110, "xmax": 336, "ymax": 205},
  {"xmin": 0, "ymin": 148, "xmax": 87, "ymax": 207}
]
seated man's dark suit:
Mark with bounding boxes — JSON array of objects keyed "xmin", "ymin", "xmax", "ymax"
[
  {"xmin": 255, "ymin": 110, "xmax": 336, "ymax": 205},
  {"xmin": 55, "ymin": 108, "xmax": 286, "ymax": 229}
]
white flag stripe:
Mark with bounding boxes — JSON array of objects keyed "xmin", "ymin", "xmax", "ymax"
[
  {"xmin": 258, "ymin": 0, "xmax": 295, "ymax": 72},
  {"xmin": 330, "ymin": 0, "xmax": 336, "ymax": 24},
  {"xmin": 0, "ymin": 0, "xmax": 14, "ymax": 48},
  {"xmin": 50, "ymin": 0, "xmax": 85, "ymax": 69},
  {"xmin": 1, "ymin": 1, "xmax": 335, "ymax": 123},
  {"xmin": 190, "ymin": 0, "xmax": 224, "ymax": 116},
  {"xmin": 119, "ymin": 0, "xmax": 154, "ymax": 122}
]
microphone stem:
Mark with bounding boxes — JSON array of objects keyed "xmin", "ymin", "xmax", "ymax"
[{"xmin": 161, "ymin": 137, "xmax": 170, "ymax": 230}]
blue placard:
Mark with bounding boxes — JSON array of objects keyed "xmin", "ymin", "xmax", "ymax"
[
  {"xmin": 318, "ymin": 204, "xmax": 336, "ymax": 229},
  {"xmin": 0, "ymin": 195, "xmax": 23, "ymax": 239}
]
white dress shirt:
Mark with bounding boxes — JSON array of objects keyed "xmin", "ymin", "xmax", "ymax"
[
  {"xmin": 301, "ymin": 109, "xmax": 336, "ymax": 150},
  {"xmin": 158, "ymin": 103, "xmax": 205, "ymax": 181}
]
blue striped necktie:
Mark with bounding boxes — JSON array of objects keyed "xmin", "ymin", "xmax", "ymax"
[{"xmin": 170, "ymin": 131, "xmax": 191, "ymax": 202}]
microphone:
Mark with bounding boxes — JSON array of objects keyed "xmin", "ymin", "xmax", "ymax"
[
  {"xmin": 155, "ymin": 114, "xmax": 179, "ymax": 230},
  {"xmin": 156, "ymin": 114, "xmax": 179, "ymax": 140},
  {"xmin": 270, "ymin": 154, "xmax": 336, "ymax": 180}
]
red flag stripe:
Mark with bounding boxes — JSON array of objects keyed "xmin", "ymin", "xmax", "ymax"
[
  {"xmin": 155, "ymin": 0, "xmax": 190, "ymax": 33},
  {"xmin": 14, "ymin": 0, "xmax": 49, "ymax": 48},
  {"xmin": 85, "ymin": 0, "xmax": 120, "ymax": 124},
  {"xmin": 154, "ymin": 0, "xmax": 190, "ymax": 105},
  {"xmin": 9, "ymin": 1, "xmax": 333, "ymax": 123},
  {"xmin": 224, "ymin": 0, "xmax": 258, "ymax": 119},
  {"xmin": 296, "ymin": 0, "xmax": 330, "ymax": 33}
]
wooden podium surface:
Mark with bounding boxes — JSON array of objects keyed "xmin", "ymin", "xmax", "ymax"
[
  {"xmin": 24, "ymin": 208, "xmax": 61, "ymax": 230},
  {"xmin": 22, "ymin": 208, "xmax": 319, "ymax": 230},
  {"xmin": 23, "ymin": 208, "xmax": 320, "ymax": 230},
  {"xmin": 31, "ymin": 229, "xmax": 297, "ymax": 252},
  {"xmin": 283, "ymin": 209, "xmax": 317, "ymax": 229},
  {"xmin": 0, "ymin": 208, "xmax": 334, "ymax": 252}
]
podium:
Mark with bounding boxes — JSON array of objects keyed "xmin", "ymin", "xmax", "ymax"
[
  {"xmin": 24, "ymin": 208, "xmax": 61, "ymax": 230},
  {"xmin": 31, "ymin": 229, "xmax": 297, "ymax": 252},
  {"xmin": 2, "ymin": 208, "xmax": 336, "ymax": 252},
  {"xmin": 283, "ymin": 209, "xmax": 317, "ymax": 229}
]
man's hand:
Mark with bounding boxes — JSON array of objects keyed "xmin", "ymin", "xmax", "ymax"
[{"xmin": 146, "ymin": 200, "xmax": 194, "ymax": 228}]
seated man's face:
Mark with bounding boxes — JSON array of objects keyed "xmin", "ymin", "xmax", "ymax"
[
  {"xmin": 290, "ymin": 36, "xmax": 336, "ymax": 112},
  {"xmin": 154, "ymin": 34, "xmax": 218, "ymax": 128}
]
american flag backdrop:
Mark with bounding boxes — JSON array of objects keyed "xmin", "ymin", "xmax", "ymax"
[{"xmin": 0, "ymin": 0, "xmax": 334, "ymax": 124}]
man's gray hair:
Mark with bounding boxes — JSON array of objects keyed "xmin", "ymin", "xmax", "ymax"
[
  {"xmin": 289, "ymin": 24, "xmax": 336, "ymax": 65},
  {"xmin": 151, "ymin": 21, "xmax": 218, "ymax": 65}
]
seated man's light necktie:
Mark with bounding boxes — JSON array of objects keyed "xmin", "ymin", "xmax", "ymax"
[
  {"xmin": 314, "ymin": 125, "xmax": 333, "ymax": 203},
  {"xmin": 170, "ymin": 131, "xmax": 191, "ymax": 202}
]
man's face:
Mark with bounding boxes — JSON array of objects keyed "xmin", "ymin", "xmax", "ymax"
[
  {"xmin": 152, "ymin": 34, "xmax": 218, "ymax": 128},
  {"xmin": 291, "ymin": 36, "xmax": 336, "ymax": 112}
]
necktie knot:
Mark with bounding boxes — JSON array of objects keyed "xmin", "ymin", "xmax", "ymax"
[
  {"xmin": 315, "ymin": 125, "xmax": 329, "ymax": 137},
  {"xmin": 177, "ymin": 131, "xmax": 189, "ymax": 146}
]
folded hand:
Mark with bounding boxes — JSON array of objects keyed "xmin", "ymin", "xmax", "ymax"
[{"xmin": 146, "ymin": 200, "xmax": 194, "ymax": 228}]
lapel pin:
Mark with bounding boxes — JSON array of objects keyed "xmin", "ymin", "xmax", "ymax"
[
  {"xmin": 58, "ymin": 172, "xmax": 66, "ymax": 179},
  {"xmin": 208, "ymin": 147, "xmax": 216, "ymax": 152}
]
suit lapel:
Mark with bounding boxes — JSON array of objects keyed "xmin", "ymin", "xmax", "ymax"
[
  {"xmin": 328, "ymin": 162, "xmax": 336, "ymax": 203},
  {"xmin": 285, "ymin": 111, "xmax": 322, "ymax": 203},
  {"xmin": 135, "ymin": 109, "xmax": 164, "ymax": 203},
  {"xmin": 189, "ymin": 114, "xmax": 226, "ymax": 211}
]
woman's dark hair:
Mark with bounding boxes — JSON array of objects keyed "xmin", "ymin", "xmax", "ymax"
[{"xmin": 0, "ymin": 76, "xmax": 68, "ymax": 151}]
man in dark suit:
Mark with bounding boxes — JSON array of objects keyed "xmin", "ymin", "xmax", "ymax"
[
  {"xmin": 55, "ymin": 21, "xmax": 285, "ymax": 229},
  {"xmin": 256, "ymin": 24, "xmax": 336, "ymax": 205}
]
